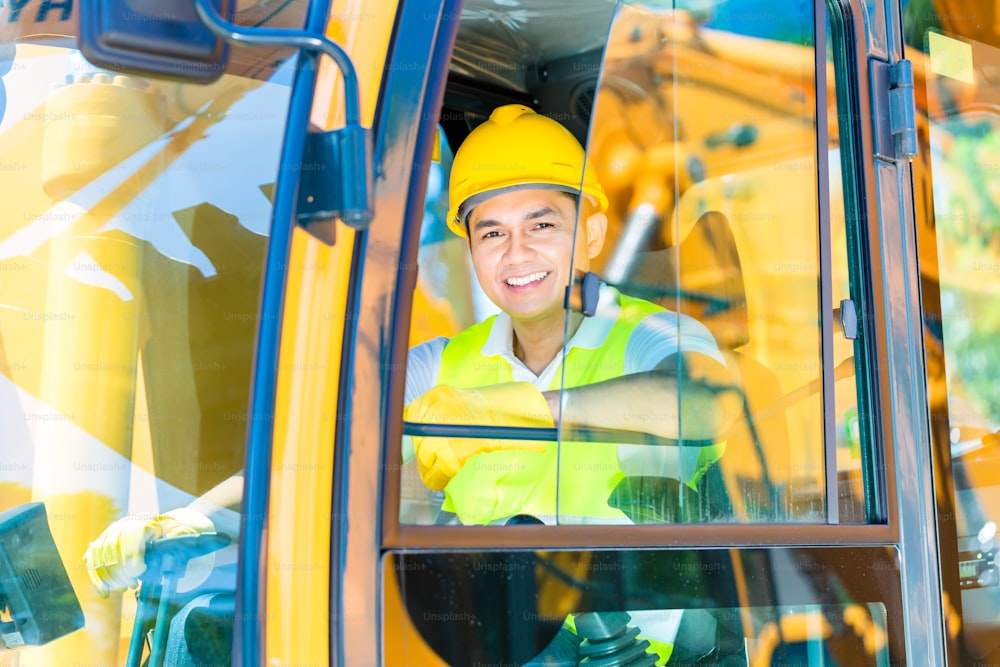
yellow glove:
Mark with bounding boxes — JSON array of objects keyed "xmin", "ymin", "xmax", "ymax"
[
  {"xmin": 404, "ymin": 382, "xmax": 555, "ymax": 491},
  {"xmin": 83, "ymin": 507, "xmax": 215, "ymax": 598}
]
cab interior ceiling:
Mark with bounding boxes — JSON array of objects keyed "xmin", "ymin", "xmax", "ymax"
[{"xmin": 440, "ymin": 0, "xmax": 617, "ymax": 150}]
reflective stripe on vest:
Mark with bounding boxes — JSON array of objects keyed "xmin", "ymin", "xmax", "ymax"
[{"xmin": 436, "ymin": 291, "xmax": 724, "ymax": 525}]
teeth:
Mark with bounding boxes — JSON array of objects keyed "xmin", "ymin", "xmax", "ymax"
[{"xmin": 506, "ymin": 271, "xmax": 548, "ymax": 286}]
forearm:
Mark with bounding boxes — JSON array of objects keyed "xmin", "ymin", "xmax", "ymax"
[
  {"xmin": 187, "ymin": 472, "xmax": 244, "ymax": 538},
  {"xmin": 544, "ymin": 370, "xmax": 726, "ymax": 441}
]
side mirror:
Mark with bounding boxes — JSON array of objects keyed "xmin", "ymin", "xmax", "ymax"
[{"xmin": 78, "ymin": 0, "xmax": 233, "ymax": 83}]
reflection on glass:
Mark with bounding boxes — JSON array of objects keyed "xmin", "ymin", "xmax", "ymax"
[
  {"xmin": 572, "ymin": 0, "xmax": 830, "ymax": 523},
  {"xmin": 912, "ymin": 15, "xmax": 1000, "ymax": 663},
  {"xmin": 0, "ymin": 28, "xmax": 297, "ymax": 664},
  {"xmin": 398, "ymin": 126, "xmax": 482, "ymax": 526},
  {"xmin": 385, "ymin": 548, "xmax": 900, "ymax": 665}
]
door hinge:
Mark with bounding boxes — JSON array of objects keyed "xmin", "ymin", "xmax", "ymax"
[{"xmin": 870, "ymin": 58, "xmax": 918, "ymax": 162}]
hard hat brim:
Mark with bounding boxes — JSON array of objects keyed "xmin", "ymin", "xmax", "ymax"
[{"xmin": 446, "ymin": 182, "xmax": 608, "ymax": 238}]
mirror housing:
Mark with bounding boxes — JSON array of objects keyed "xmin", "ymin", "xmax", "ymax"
[{"xmin": 78, "ymin": 0, "xmax": 233, "ymax": 83}]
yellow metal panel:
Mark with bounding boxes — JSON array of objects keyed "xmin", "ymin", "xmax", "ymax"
[
  {"xmin": 383, "ymin": 556, "xmax": 449, "ymax": 667},
  {"xmin": 264, "ymin": 2, "xmax": 398, "ymax": 665},
  {"xmin": 265, "ymin": 226, "xmax": 353, "ymax": 667},
  {"xmin": 311, "ymin": 0, "xmax": 397, "ymax": 130}
]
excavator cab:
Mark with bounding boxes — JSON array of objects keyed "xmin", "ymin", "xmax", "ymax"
[{"xmin": 4, "ymin": 0, "xmax": 1000, "ymax": 664}]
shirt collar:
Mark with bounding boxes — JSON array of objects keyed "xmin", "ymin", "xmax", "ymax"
[{"xmin": 479, "ymin": 283, "xmax": 621, "ymax": 359}]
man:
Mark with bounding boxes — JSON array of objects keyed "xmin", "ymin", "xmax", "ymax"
[
  {"xmin": 398, "ymin": 104, "xmax": 736, "ymax": 665},
  {"xmin": 83, "ymin": 104, "xmax": 733, "ymax": 594},
  {"xmin": 402, "ymin": 103, "xmax": 731, "ymax": 526}
]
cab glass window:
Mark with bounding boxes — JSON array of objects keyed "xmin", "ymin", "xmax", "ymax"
[
  {"xmin": 0, "ymin": 6, "xmax": 301, "ymax": 662},
  {"xmin": 400, "ymin": 0, "xmax": 875, "ymax": 528},
  {"xmin": 385, "ymin": 546, "xmax": 903, "ymax": 665},
  {"xmin": 556, "ymin": 0, "xmax": 869, "ymax": 525},
  {"xmin": 905, "ymin": 1, "xmax": 1000, "ymax": 660}
]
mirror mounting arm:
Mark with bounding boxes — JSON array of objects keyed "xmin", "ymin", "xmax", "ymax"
[{"xmin": 194, "ymin": 0, "xmax": 375, "ymax": 231}]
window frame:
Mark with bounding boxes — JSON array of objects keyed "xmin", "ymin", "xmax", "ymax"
[{"xmin": 381, "ymin": 0, "xmax": 899, "ymax": 550}]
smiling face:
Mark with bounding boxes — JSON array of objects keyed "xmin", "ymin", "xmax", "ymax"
[{"xmin": 466, "ymin": 188, "xmax": 607, "ymax": 326}]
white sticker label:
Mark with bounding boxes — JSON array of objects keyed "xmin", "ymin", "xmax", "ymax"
[{"xmin": 928, "ymin": 31, "xmax": 975, "ymax": 84}]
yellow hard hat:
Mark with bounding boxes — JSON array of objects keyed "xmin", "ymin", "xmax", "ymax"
[{"xmin": 446, "ymin": 104, "xmax": 608, "ymax": 237}]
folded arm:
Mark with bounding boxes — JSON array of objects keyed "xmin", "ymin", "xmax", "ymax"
[{"xmin": 543, "ymin": 352, "xmax": 739, "ymax": 442}]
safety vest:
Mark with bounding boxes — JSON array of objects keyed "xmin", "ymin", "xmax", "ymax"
[{"xmin": 436, "ymin": 291, "xmax": 724, "ymax": 525}]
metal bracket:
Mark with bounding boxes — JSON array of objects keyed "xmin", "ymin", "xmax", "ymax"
[
  {"xmin": 297, "ymin": 124, "xmax": 374, "ymax": 243},
  {"xmin": 193, "ymin": 0, "xmax": 375, "ymax": 232},
  {"xmin": 870, "ymin": 58, "xmax": 918, "ymax": 162},
  {"xmin": 838, "ymin": 298, "xmax": 859, "ymax": 340}
]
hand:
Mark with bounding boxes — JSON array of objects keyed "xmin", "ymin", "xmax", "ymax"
[
  {"xmin": 83, "ymin": 507, "xmax": 215, "ymax": 598},
  {"xmin": 404, "ymin": 382, "xmax": 555, "ymax": 491}
]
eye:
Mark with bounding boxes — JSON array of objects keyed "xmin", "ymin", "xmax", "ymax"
[
  {"xmin": 533, "ymin": 221, "xmax": 554, "ymax": 230},
  {"xmin": 481, "ymin": 230, "xmax": 502, "ymax": 240}
]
